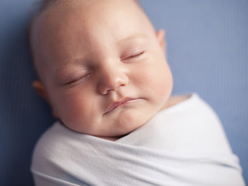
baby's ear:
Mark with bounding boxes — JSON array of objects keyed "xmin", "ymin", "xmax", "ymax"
[
  {"xmin": 32, "ymin": 81, "xmax": 50, "ymax": 102},
  {"xmin": 32, "ymin": 81, "xmax": 59, "ymax": 118},
  {"xmin": 156, "ymin": 29, "xmax": 166, "ymax": 52}
]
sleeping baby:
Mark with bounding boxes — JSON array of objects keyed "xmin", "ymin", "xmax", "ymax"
[{"xmin": 29, "ymin": 0, "xmax": 245, "ymax": 185}]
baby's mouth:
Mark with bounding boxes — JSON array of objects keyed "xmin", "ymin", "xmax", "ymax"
[{"xmin": 104, "ymin": 97, "xmax": 137, "ymax": 115}]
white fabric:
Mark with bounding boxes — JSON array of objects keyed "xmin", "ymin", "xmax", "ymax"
[{"xmin": 31, "ymin": 94, "xmax": 245, "ymax": 186}]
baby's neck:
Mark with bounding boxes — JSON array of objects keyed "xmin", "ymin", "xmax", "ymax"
[
  {"xmin": 160, "ymin": 94, "xmax": 190, "ymax": 111},
  {"xmin": 96, "ymin": 133, "xmax": 130, "ymax": 141}
]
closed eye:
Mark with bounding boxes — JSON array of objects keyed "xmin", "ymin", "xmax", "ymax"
[
  {"xmin": 128, "ymin": 51, "xmax": 144, "ymax": 59},
  {"xmin": 64, "ymin": 74, "xmax": 90, "ymax": 85}
]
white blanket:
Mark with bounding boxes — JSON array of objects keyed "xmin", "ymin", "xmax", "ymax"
[{"xmin": 31, "ymin": 94, "xmax": 245, "ymax": 185}]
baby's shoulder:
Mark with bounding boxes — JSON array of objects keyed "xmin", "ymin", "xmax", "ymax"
[
  {"xmin": 31, "ymin": 122, "xmax": 94, "ymax": 175},
  {"xmin": 32, "ymin": 122, "xmax": 86, "ymax": 166},
  {"xmin": 32, "ymin": 123, "xmax": 70, "ymax": 162}
]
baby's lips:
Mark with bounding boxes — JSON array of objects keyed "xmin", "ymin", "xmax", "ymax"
[{"xmin": 105, "ymin": 97, "xmax": 136, "ymax": 114}]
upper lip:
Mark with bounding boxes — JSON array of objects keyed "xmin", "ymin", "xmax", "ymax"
[{"xmin": 104, "ymin": 97, "xmax": 136, "ymax": 114}]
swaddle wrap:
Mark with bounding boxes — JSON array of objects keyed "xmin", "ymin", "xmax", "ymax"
[{"xmin": 31, "ymin": 94, "xmax": 245, "ymax": 185}]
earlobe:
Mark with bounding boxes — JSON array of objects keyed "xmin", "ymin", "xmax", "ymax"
[{"xmin": 156, "ymin": 29, "xmax": 166, "ymax": 52}]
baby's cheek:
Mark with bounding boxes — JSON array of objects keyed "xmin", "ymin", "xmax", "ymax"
[
  {"xmin": 144, "ymin": 64, "xmax": 172, "ymax": 107},
  {"xmin": 142, "ymin": 63, "xmax": 170, "ymax": 91}
]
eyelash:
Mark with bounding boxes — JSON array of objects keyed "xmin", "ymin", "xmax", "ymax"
[
  {"xmin": 65, "ymin": 74, "xmax": 90, "ymax": 85},
  {"xmin": 128, "ymin": 51, "xmax": 144, "ymax": 59}
]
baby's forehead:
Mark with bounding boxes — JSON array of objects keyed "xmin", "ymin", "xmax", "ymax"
[
  {"xmin": 32, "ymin": 0, "xmax": 148, "ymax": 50},
  {"xmin": 33, "ymin": 0, "xmax": 144, "ymax": 38},
  {"xmin": 31, "ymin": 0, "xmax": 151, "ymax": 79},
  {"xmin": 38, "ymin": 0, "xmax": 140, "ymax": 16}
]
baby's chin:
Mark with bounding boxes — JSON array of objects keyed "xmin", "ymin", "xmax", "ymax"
[{"xmin": 90, "ymin": 121, "xmax": 144, "ymax": 141}]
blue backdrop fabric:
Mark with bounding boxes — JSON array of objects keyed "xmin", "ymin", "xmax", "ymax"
[{"xmin": 0, "ymin": 0, "xmax": 247, "ymax": 185}]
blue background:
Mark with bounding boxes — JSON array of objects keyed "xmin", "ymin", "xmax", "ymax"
[{"xmin": 0, "ymin": 0, "xmax": 247, "ymax": 185}]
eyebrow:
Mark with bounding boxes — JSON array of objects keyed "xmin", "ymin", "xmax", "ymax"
[
  {"xmin": 54, "ymin": 62, "xmax": 84, "ymax": 81},
  {"xmin": 118, "ymin": 34, "xmax": 149, "ymax": 44}
]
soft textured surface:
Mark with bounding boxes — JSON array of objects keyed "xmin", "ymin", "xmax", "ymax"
[
  {"xmin": 31, "ymin": 94, "xmax": 245, "ymax": 185},
  {"xmin": 0, "ymin": 0, "xmax": 247, "ymax": 185}
]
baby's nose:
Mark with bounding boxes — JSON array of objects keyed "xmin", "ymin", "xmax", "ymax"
[{"xmin": 98, "ymin": 65, "xmax": 129, "ymax": 95}]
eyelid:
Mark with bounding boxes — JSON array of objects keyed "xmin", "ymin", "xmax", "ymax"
[
  {"xmin": 122, "ymin": 51, "xmax": 145, "ymax": 61},
  {"xmin": 64, "ymin": 73, "xmax": 90, "ymax": 85},
  {"xmin": 128, "ymin": 51, "xmax": 144, "ymax": 59}
]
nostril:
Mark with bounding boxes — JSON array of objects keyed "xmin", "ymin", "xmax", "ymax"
[
  {"xmin": 99, "ymin": 84, "xmax": 117, "ymax": 95},
  {"xmin": 99, "ymin": 85, "xmax": 109, "ymax": 95}
]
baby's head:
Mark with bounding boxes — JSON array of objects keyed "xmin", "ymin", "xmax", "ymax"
[{"xmin": 30, "ymin": 0, "xmax": 173, "ymax": 139}]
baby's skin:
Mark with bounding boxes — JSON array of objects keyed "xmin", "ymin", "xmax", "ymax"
[{"xmin": 30, "ymin": 0, "xmax": 186, "ymax": 140}]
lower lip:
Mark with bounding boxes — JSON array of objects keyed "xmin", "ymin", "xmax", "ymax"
[{"xmin": 106, "ymin": 99, "xmax": 137, "ymax": 114}]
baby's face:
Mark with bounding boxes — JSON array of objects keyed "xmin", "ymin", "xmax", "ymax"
[{"xmin": 33, "ymin": 0, "xmax": 173, "ymax": 139}]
